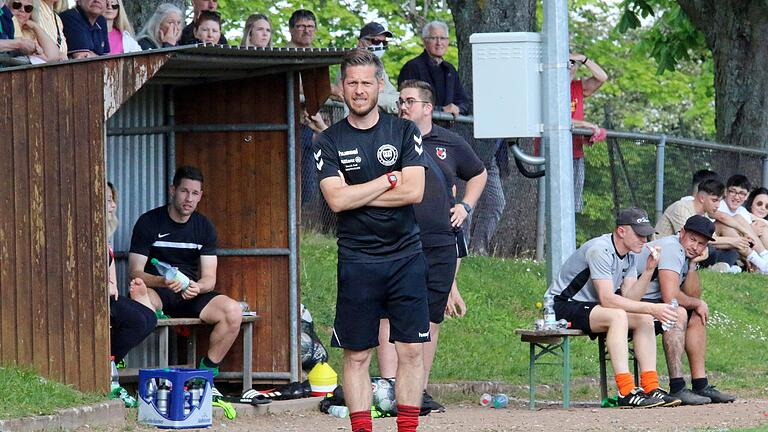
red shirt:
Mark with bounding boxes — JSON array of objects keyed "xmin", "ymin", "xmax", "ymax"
[{"xmin": 534, "ymin": 80, "xmax": 589, "ymax": 159}]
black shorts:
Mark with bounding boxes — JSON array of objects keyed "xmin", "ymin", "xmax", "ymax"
[
  {"xmin": 154, "ymin": 288, "xmax": 221, "ymax": 318},
  {"xmin": 332, "ymin": 253, "xmax": 430, "ymax": 351},
  {"xmin": 554, "ymin": 300, "xmax": 601, "ymax": 337},
  {"xmin": 642, "ymin": 298, "xmax": 694, "ymax": 335},
  {"xmin": 424, "ymin": 245, "xmax": 458, "ymax": 324}
]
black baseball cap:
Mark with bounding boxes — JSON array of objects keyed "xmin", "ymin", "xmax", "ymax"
[
  {"xmin": 616, "ymin": 207, "xmax": 655, "ymax": 237},
  {"xmin": 683, "ymin": 215, "xmax": 715, "ymax": 241},
  {"xmin": 359, "ymin": 22, "xmax": 393, "ymax": 39}
]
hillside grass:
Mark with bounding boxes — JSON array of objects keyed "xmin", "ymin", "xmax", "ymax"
[{"xmin": 300, "ymin": 231, "xmax": 768, "ymax": 399}]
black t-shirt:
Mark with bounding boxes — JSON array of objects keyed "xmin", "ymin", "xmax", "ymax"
[
  {"xmin": 415, "ymin": 125, "xmax": 485, "ymax": 248},
  {"xmin": 129, "ymin": 206, "xmax": 217, "ymax": 281},
  {"xmin": 180, "ymin": 22, "xmax": 228, "ymax": 45},
  {"xmin": 314, "ymin": 114, "xmax": 428, "ymax": 262}
]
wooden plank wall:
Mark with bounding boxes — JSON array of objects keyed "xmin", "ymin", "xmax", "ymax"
[
  {"xmin": 174, "ymin": 72, "xmax": 297, "ymax": 376},
  {"xmin": 0, "ymin": 56, "xmax": 164, "ymax": 392}
]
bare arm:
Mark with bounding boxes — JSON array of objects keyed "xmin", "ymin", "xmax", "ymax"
[
  {"xmin": 571, "ymin": 53, "xmax": 607, "ymax": 96},
  {"xmin": 595, "ymin": 279, "xmax": 675, "ymax": 323},
  {"xmin": 0, "ymin": 38, "xmax": 35, "ymax": 54},
  {"xmin": 319, "ymin": 171, "xmax": 391, "ymax": 213},
  {"xmin": 128, "ymin": 252, "xmax": 168, "ymax": 289},
  {"xmin": 368, "ymin": 166, "xmax": 426, "ymax": 207},
  {"xmin": 713, "ymin": 212, "xmax": 756, "ymax": 239},
  {"xmin": 451, "ymin": 168, "xmax": 487, "ymax": 227},
  {"xmin": 25, "ymin": 21, "xmax": 59, "ymax": 62},
  {"xmin": 658, "ymin": 268, "xmax": 700, "ymax": 309},
  {"xmin": 196, "ymin": 255, "xmax": 217, "ymax": 293}
]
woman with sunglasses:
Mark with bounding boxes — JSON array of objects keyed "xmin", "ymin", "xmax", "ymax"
[
  {"xmin": 102, "ymin": 0, "xmax": 139, "ymax": 54},
  {"xmin": 744, "ymin": 187, "xmax": 768, "ymax": 248},
  {"xmin": 135, "ymin": 3, "xmax": 181, "ymax": 50},
  {"xmin": 10, "ymin": 0, "xmax": 60, "ymax": 62},
  {"xmin": 30, "ymin": 0, "xmax": 66, "ymax": 59},
  {"xmin": 240, "ymin": 13, "xmax": 271, "ymax": 48}
]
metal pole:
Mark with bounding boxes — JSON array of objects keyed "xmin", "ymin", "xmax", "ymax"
[
  {"xmin": 763, "ymin": 156, "xmax": 768, "ymax": 188},
  {"xmin": 165, "ymin": 86, "xmax": 176, "ymax": 188},
  {"xmin": 655, "ymin": 135, "xmax": 666, "ymax": 223},
  {"xmin": 542, "ymin": 0, "xmax": 575, "ymax": 284},
  {"xmin": 286, "ymin": 72, "xmax": 300, "ymax": 383},
  {"xmin": 536, "ymin": 176, "xmax": 545, "ymax": 261}
]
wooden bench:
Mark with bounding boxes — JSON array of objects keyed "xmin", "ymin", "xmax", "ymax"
[
  {"xmin": 515, "ymin": 328, "xmax": 638, "ymax": 409},
  {"xmin": 120, "ymin": 314, "xmax": 260, "ymax": 393}
]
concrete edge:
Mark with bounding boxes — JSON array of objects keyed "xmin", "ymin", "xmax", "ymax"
[{"xmin": 0, "ymin": 399, "xmax": 126, "ymax": 432}]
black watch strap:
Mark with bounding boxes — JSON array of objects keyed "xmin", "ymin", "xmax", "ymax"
[{"xmin": 460, "ymin": 201, "xmax": 472, "ymax": 214}]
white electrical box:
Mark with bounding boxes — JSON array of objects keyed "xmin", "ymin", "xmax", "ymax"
[{"xmin": 470, "ymin": 32, "xmax": 542, "ymax": 138}]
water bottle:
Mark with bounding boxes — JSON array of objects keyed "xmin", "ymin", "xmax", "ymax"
[
  {"xmin": 190, "ymin": 381, "xmax": 201, "ymax": 411},
  {"xmin": 555, "ymin": 319, "xmax": 570, "ymax": 329},
  {"xmin": 183, "ymin": 387, "xmax": 192, "ymax": 416},
  {"xmin": 328, "ymin": 405, "xmax": 349, "ymax": 418},
  {"xmin": 661, "ymin": 298, "xmax": 679, "ymax": 331},
  {"xmin": 543, "ymin": 294, "xmax": 556, "ymax": 329},
  {"xmin": 151, "ymin": 258, "xmax": 190, "ymax": 290},
  {"xmin": 492, "ymin": 393, "xmax": 509, "ymax": 408},
  {"xmin": 479, "ymin": 393, "xmax": 493, "ymax": 407},
  {"xmin": 156, "ymin": 380, "xmax": 170, "ymax": 415},
  {"xmin": 110, "ymin": 356, "xmax": 120, "ymax": 391}
]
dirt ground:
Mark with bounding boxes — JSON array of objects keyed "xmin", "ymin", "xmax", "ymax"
[{"xmin": 84, "ymin": 399, "xmax": 768, "ymax": 432}]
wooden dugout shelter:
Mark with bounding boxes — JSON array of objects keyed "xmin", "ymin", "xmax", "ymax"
[{"xmin": 0, "ymin": 45, "xmax": 343, "ymax": 392}]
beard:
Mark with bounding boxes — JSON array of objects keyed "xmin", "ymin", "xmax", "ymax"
[{"xmin": 345, "ymin": 92, "xmax": 379, "ymax": 118}]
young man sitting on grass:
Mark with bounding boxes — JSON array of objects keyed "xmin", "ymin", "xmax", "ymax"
[{"xmin": 545, "ymin": 207, "xmax": 680, "ymax": 408}]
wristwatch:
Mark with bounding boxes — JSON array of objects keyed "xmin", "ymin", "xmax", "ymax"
[
  {"xmin": 386, "ymin": 172, "xmax": 398, "ymax": 189},
  {"xmin": 459, "ymin": 201, "xmax": 473, "ymax": 214}
]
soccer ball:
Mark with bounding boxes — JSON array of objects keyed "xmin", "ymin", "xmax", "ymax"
[{"xmin": 371, "ymin": 377, "xmax": 396, "ymax": 414}]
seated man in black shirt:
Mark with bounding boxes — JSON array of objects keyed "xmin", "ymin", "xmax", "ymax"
[
  {"xmin": 60, "ymin": 0, "xmax": 109, "ymax": 58},
  {"xmin": 129, "ymin": 166, "xmax": 242, "ymax": 403}
]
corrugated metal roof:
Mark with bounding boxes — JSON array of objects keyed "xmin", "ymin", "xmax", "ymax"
[{"xmin": 1, "ymin": 44, "xmax": 348, "ymax": 84}]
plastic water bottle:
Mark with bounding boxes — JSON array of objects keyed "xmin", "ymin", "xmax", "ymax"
[
  {"xmin": 151, "ymin": 258, "xmax": 190, "ymax": 290},
  {"xmin": 328, "ymin": 405, "xmax": 349, "ymax": 418},
  {"xmin": 661, "ymin": 299, "xmax": 679, "ymax": 331},
  {"xmin": 492, "ymin": 393, "xmax": 509, "ymax": 408},
  {"xmin": 480, "ymin": 393, "xmax": 493, "ymax": 407},
  {"xmin": 190, "ymin": 381, "xmax": 201, "ymax": 411},
  {"xmin": 543, "ymin": 294, "xmax": 556, "ymax": 329},
  {"xmin": 110, "ymin": 356, "xmax": 120, "ymax": 391}
]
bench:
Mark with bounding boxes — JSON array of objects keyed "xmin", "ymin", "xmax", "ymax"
[
  {"xmin": 120, "ymin": 314, "xmax": 260, "ymax": 393},
  {"xmin": 515, "ymin": 328, "xmax": 638, "ymax": 409}
]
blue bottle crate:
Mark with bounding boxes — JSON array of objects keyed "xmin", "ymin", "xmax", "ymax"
[{"xmin": 138, "ymin": 368, "xmax": 213, "ymax": 429}]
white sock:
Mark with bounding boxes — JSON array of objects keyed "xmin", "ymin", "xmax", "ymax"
[{"xmin": 747, "ymin": 251, "xmax": 768, "ymax": 272}]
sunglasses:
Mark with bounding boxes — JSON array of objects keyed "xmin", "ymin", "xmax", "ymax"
[
  {"xmin": 108, "ymin": 3, "xmax": 119, "ymax": 9},
  {"xmin": 11, "ymin": 1, "xmax": 34, "ymax": 13}
]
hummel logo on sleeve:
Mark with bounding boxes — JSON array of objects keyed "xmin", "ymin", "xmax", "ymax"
[
  {"xmin": 414, "ymin": 134, "xmax": 423, "ymax": 155},
  {"xmin": 314, "ymin": 149, "xmax": 324, "ymax": 171}
]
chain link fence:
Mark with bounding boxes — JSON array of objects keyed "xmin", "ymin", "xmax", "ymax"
[{"xmin": 299, "ymin": 105, "xmax": 768, "ymax": 258}]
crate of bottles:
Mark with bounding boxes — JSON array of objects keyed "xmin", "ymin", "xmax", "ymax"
[{"xmin": 138, "ymin": 368, "xmax": 213, "ymax": 429}]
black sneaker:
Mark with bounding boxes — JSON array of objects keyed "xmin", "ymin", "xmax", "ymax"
[
  {"xmin": 422, "ymin": 391, "xmax": 446, "ymax": 413},
  {"xmin": 693, "ymin": 385, "xmax": 736, "ymax": 403},
  {"xmin": 617, "ymin": 387, "xmax": 665, "ymax": 408},
  {"xmin": 669, "ymin": 388, "xmax": 711, "ymax": 405},
  {"xmin": 648, "ymin": 388, "xmax": 682, "ymax": 407}
]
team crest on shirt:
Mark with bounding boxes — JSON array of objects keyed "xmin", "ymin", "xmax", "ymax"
[
  {"xmin": 435, "ymin": 147, "xmax": 446, "ymax": 160},
  {"xmin": 377, "ymin": 144, "xmax": 398, "ymax": 167}
]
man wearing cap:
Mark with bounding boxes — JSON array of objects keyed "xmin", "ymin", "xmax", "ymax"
[
  {"xmin": 544, "ymin": 207, "xmax": 680, "ymax": 408},
  {"xmin": 635, "ymin": 215, "xmax": 737, "ymax": 405}
]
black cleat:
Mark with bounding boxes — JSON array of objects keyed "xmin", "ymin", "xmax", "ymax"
[
  {"xmin": 693, "ymin": 385, "xmax": 736, "ymax": 403},
  {"xmin": 648, "ymin": 388, "xmax": 682, "ymax": 407},
  {"xmin": 669, "ymin": 388, "xmax": 711, "ymax": 405},
  {"xmin": 617, "ymin": 387, "xmax": 665, "ymax": 408},
  {"xmin": 422, "ymin": 391, "xmax": 446, "ymax": 413}
]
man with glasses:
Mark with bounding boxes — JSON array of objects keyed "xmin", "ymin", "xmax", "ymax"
[
  {"xmin": 712, "ymin": 175, "xmax": 768, "ymax": 264},
  {"xmin": 287, "ymin": 9, "xmax": 315, "ymax": 48},
  {"xmin": 397, "ymin": 20, "xmax": 469, "ymax": 117},
  {"xmin": 60, "ymin": 0, "xmax": 109, "ymax": 58},
  {"xmin": 179, "ymin": 0, "xmax": 226, "ymax": 45},
  {"xmin": 376, "ymin": 79, "xmax": 486, "ymax": 414}
]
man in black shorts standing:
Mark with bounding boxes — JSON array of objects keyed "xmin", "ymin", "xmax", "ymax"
[
  {"xmin": 377, "ymin": 79, "xmax": 487, "ymax": 413},
  {"xmin": 545, "ymin": 207, "xmax": 679, "ymax": 408},
  {"xmin": 129, "ymin": 166, "xmax": 243, "ymax": 404},
  {"xmin": 314, "ymin": 49, "xmax": 429, "ymax": 432}
]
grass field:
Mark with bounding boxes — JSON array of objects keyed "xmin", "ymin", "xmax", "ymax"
[{"xmin": 300, "ymin": 231, "xmax": 768, "ymax": 398}]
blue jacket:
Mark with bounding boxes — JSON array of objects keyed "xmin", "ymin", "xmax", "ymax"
[
  {"xmin": 0, "ymin": 5, "xmax": 15, "ymax": 40},
  {"xmin": 397, "ymin": 50, "xmax": 471, "ymax": 115}
]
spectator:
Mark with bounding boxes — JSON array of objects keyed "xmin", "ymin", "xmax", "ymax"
[
  {"xmin": 546, "ymin": 207, "xmax": 679, "ymax": 408},
  {"xmin": 377, "ymin": 79, "xmax": 487, "ymax": 413},
  {"xmin": 286, "ymin": 9, "xmax": 315, "ymax": 48},
  {"xmin": 102, "ymin": 0, "xmax": 140, "ymax": 54},
  {"xmin": 60, "ymin": 0, "xmax": 110, "ymax": 58},
  {"xmin": 128, "ymin": 166, "xmax": 242, "ymax": 410},
  {"xmin": 468, "ymin": 138, "xmax": 506, "ymax": 256},
  {"xmin": 683, "ymin": 169, "xmax": 720, "ymax": 200},
  {"xmin": 191, "ymin": 10, "xmax": 220, "ymax": 44},
  {"xmin": 636, "ymin": 215, "xmax": 736, "ymax": 405},
  {"xmin": 313, "ymin": 49, "xmax": 429, "ymax": 432},
  {"xmin": 9, "ymin": 0, "xmax": 59, "ymax": 62},
  {"xmin": 135, "ymin": 3, "xmax": 181, "ymax": 50},
  {"xmin": 178, "ymin": 0, "xmax": 225, "ymax": 45},
  {"xmin": 1, "ymin": 0, "xmax": 37, "ymax": 57},
  {"xmin": 106, "ymin": 182, "xmax": 157, "ymax": 407},
  {"xmin": 397, "ymin": 20, "xmax": 470, "ymax": 117},
  {"xmin": 31, "ymin": 0, "xmax": 67, "ymax": 57},
  {"xmin": 714, "ymin": 175, "xmax": 767, "ymax": 254},
  {"xmin": 240, "ymin": 13, "xmax": 271, "ymax": 48},
  {"xmin": 567, "ymin": 51, "xmax": 608, "ymax": 213},
  {"xmin": 744, "ymin": 187, "xmax": 768, "ymax": 247}
]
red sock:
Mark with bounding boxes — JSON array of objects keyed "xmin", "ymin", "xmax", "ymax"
[
  {"xmin": 396, "ymin": 404, "xmax": 420, "ymax": 432},
  {"xmin": 640, "ymin": 370, "xmax": 659, "ymax": 393},
  {"xmin": 350, "ymin": 410, "xmax": 372, "ymax": 432},
  {"xmin": 615, "ymin": 372, "xmax": 635, "ymax": 397}
]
